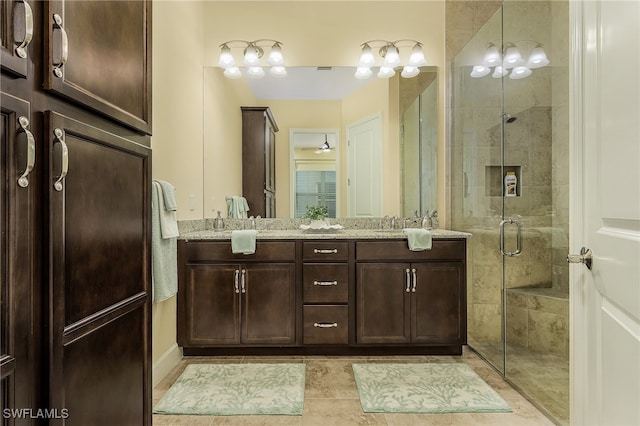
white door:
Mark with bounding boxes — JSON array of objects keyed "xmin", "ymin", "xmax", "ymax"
[
  {"xmin": 346, "ymin": 115, "xmax": 382, "ymax": 217},
  {"xmin": 572, "ymin": 1, "xmax": 640, "ymax": 425}
]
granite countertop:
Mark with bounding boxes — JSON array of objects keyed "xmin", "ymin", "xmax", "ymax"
[{"xmin": 180, "ymin": 228, "xmax": 471, "ymax": 241}]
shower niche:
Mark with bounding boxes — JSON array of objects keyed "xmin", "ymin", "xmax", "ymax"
[{"xmin": 485, "ymin": 165, "xmax": 521, "ymax": 197}]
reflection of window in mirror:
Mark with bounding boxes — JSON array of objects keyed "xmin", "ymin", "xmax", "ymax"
[
  {"xmin": 295, "ymin": 169, "xmax": 336, "ymax": 218},
  {"xmin": 290, "ymin": 130, "xmax": 339, "ymax": 218}
]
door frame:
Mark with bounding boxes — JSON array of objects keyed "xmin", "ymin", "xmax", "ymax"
[
  {"xmin": 289, "ymin": 128, "xmax": 340, "ymax": 218},
  {"xmin": 569, "ymin": 1, "xmax": 585, "ymax": 421}
]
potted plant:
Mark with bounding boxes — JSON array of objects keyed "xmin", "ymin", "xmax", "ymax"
[{"xmin": 303, "ymin": 205, "xmax": 329, "ymax": 228}]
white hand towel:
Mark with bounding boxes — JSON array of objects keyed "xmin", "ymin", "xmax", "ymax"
[
  {"xmin": 153, "ymin": 181, "xmax": 179, "ymax": 239},
  {"xmin": 403, "ymin": 228, "xmax": 432, "ymax": 251},
  {"xmin": 231, "ymin": 230, "xmax": 258, "ymax": 254}
]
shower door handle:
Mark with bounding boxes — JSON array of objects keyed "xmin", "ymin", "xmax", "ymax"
[{"xmin": 499, "ymin": 218, "xmax": 522, "ymax": 257}]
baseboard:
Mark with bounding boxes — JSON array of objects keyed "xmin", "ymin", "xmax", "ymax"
[{"xmin": 152, "ymin": 343, "xmax": 182, "ymax": 388}]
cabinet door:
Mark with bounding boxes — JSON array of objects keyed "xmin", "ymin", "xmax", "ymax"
[
  {"xmin": 45, "ymin": 111, "xmax": 151, "ymax": 426},
  {"xmin": 356, "ymin": 263, "xmax": 410, "ymax": 344},
  {"xmin": 43, "ymin": 1, "xmax": 152, "ymax": 134},
  {"xmin": 183, "ymin": 264, "xmax": 240, "ymax": 345},
  {"xmin": 242, "ymin": 263, "xmax": 296, "ymax": 345},
  {"xmin": 265, "ymin": 117, "xmax": 275, "ymax": 192},
  {"xmin": 1, "ymin": 92, "xmax": 38, "ymax": 423},
  {"xmin": 411, "ymin": 262, "xmax": 465, "ymax": 344},
  {"xmin": 1, "ymin": 0, "xmax": 33, "ymax": 78}
]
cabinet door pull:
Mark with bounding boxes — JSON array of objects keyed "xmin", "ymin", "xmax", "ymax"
[
  {"xmin": 52, "ymin": 128, "xmax": 68, "ymax": 191},
  {"xmin": 313, "ymin": 280, "xmax": 337, "ymax": 286},
  {"xmin": 240, "ymin": 269, "xmax": 247, "ymax": 293},
  {"xmin": 411, "ymin": 268, "xmax": 417, "ymax": 292},
  {"xmin": 405, "ymin": 268, "xmax": 411, "ymax": 292},
  {"xmin": 313, "ymin": 322, "xmax": 338, "ymax": 328},
  {"xmin": 234, "ymin": 269, "xmax": 240, "ymax": 294},
  {"xmin": 314, "ymin": 248, "xmax": 338, "ymax": 254},
  {"xmin": 52, "ymin": 13, "xmax": 68, "ymax": 78},
  {"xmin": 17, "ymin": 116, "xmax": 35, "ymax": 188},
  {"xmin": 15, "ymin": 0, "xmax": 33, "ymax": 59}
]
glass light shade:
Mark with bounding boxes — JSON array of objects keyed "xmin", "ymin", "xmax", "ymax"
[
  {"xmin": 492, "ymin": 65, "xmax": 509, "ymax": 78},
  {"xmin": 268, "ymin": 43, "xmax": 284, "ymax": 66},
  {"xmin": 243, "ymin": 45, "xmax": 261, "ymax": 67},
  {"xmin": 223, "ymin": 66, "xmax": 242, "ymax": 79},
  {"xmin": 401, "ymin": 66, "xmax": 420, "ymax": 78},
  {"xmin": 246, "ymin": 66, "xmax": 265, "ymax": 78},
  {"xmin": 527, "ymin": 46, "xmax": 549, "ymax": 68},
  {"xmin": 358, "ymin": 44, "xmax": 376, "ymax": 67},
  {"xmin": 470, "ymin": 65, "xmax": 491, "ymax": 78},
  {"xmin": 377, "ymin": 66, "xmax": 395, "ymax": 78},
  {"xmin": 509, "ymin": 66, "xmax": 532, "ymax": 79},
  {"xmin": 218, "ymin": 45, "xmax": 235, "ymax": 68},
  {"xmin": 382, "ymin": 45, "xmax": 401, "ymax": 68},
  {"xmin": 407, "ymin": 44, "xmax": 427, "ymax": 67},
  {"xmin": 503, "ymin": 46, "xmax": 524, "ymax": 69},
  {"xmin": 483, "ymin": 44, "xmax": 501, "ymax": 67},
  {"xmin": 354, "ymin": 66, "xmax": 373, "ymax": 79},
  {"xmin": 270, "ymin": 66, "xmax": 287, "ymax": 77}
]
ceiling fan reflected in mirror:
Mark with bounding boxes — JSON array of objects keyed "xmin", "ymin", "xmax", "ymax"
[{"xmin": 315, "ymin": 134, "xmax": 333, "ymax": 154}]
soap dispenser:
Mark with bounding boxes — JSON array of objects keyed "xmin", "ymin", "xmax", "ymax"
[{"xmin": 213, "ymin": 211, "xmax": 224, "ymax": 231}]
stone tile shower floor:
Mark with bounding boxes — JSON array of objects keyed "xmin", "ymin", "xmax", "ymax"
[{"xmin": 153, "ymin": 347, "xmax": 555, "ymax": 425}]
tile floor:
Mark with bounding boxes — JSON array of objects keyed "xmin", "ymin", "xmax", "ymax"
[{"xmin": 153, "ymin": 347, "xmax": 556, "ymax": 425}]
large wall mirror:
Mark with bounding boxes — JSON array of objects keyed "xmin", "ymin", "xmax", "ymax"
[{"xmin": 202, "ymin": 66, "xmax": 438, "ymax": 219}]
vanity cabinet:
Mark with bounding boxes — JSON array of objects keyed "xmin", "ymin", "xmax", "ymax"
[
  {"xmin": 355, "ymin": 240, "xmax": 466, "ymax": 348},
  {"xmin": 178, "ymin": 237, "xmax": 466, "ymax": 355},
  {"xmin": 241, "ymin": 107, "xmax": 278, "ymax": 217},
  {"xmin": 178, "ymin": 241, "xmax": 296, "ymax": 349}
]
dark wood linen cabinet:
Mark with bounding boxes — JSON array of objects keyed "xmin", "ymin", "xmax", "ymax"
[
  {"xmin": 241, "ymin": 107, "xmax": 278, "ymax": 218},
  {"xmin": 1, "ymin": 1, "xmax": 152, "ymax": 424}
]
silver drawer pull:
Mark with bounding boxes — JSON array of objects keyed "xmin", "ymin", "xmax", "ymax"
[
  {"xmin": 15, "ymin": 0, "xmax": 33, "ymax": 59},
  {"xmin": 52, "ymin": 13, "xmax": 68, "ymax": 78},
  {"xmin": 17, "ymin": 116, "xmax": 35, "ymax": 188},
  {"xmin": 313, "ymin": 322, "xmax": 338, "ymax": 328},
  {"xmin": 313, "ymin": 280, "xmax": 338, "ymax": 286},
  {"xmin": 314, "ymin": 248, "xmax": 338, "ymax": 254},
  {"xmin": 52, "ymin": 128, "xmax": 68, "ymax": 191}
]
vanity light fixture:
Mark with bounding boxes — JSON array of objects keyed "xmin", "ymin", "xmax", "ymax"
[
  {"xmin": 218, "ymin": 39, "xmax": 287, "ymax": 79},
  {"xmin": 471, "ymin": 41, "xmax": 550, "ymax": 80},
  {"xmin": 356, "ymin": 39, "xmax": 427, "ymax": 80}
]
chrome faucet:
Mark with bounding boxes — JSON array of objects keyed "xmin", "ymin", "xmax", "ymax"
[
  {"xmin": 422, "ymin": 209, "xmax": 432, "ymax": 229},
  {"xmin": 391, "ymin": 216, "xmax": 399, "ymax": 230}
]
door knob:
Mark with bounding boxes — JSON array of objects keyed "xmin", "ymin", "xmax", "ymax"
[{"xmin": 567, "ymin": 247, "xmax": 593, "ymax": 270}]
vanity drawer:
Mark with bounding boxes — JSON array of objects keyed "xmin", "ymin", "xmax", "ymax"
[
  {"xmin": 303, "ymin": 263, "xmax": 349, "ymax": 303},
  {"xmin": 303, "ymin": 305, "xmax": 348, "ymax": 345},
  {"xmin": 182, "ymin": 241, "xmax": 295, "ymax": 261},
  {"xmin": 303, "ymin": 241, "xmax": 349, "ymax": 261},
  {"xmin": 356, "ymin": 239, "xmax": 465, "ymax": 261}
]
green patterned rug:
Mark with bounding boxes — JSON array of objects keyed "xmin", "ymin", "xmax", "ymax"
[
  {"xmin": 352, "ymin": 363, "xmax": 512, "ymax": 414},
  {"xmin": 154, "ymin": 363, "xmax": 306, "ymax": 416}
]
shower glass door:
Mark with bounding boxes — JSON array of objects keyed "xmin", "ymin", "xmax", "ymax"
[
  {"xmin": 450, "ymin": 1, "xmax": 570, "ymax": 424},
  {"xmin": 502, "ymin": 2, "xmax": 570, "ymax": 424},
  {"xmin": 450, "ymin": 6, "xmax": 505, "ymax": 374}
]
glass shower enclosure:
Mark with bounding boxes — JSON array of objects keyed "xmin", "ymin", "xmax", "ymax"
[{"xmin": 449, "ymin": 2, "xmax": 570, "ymax": 425}]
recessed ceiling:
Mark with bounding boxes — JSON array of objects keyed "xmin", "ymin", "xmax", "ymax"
[{"xmin": 243, "ymin": 66, "xmax": 377, "ymax": 100}]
